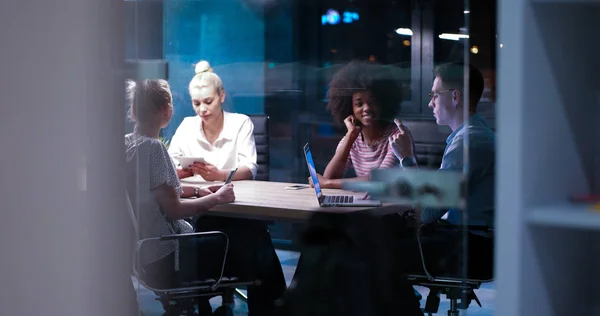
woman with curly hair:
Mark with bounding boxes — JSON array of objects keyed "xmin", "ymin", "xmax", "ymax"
[{"xmin": 311, "ymin": 60, "xmax": 416, "ymax": 189}]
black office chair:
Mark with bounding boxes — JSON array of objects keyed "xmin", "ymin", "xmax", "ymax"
[
  {"xmin": 408, "ymin": 224, "xmax": 494, "ymax": 316},
  {"xmin": 248, "ymin": 115, "xmax": 269, "ymax": 181},
  {"xmin": 127, "ymin": 192, "xmax": 259, "ymax": 315},
  {"xmin": 230, "ymin": 115, "xmax": 271, "ymax": 303}
]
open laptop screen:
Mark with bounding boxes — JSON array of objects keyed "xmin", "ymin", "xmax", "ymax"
[{"xmin": 303, "ymin": 144, "xmax": 322, "ymax": 198}]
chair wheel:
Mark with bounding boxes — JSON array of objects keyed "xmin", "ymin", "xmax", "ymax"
[{"xmin": 212, "ymin": 305, "xmax": 234, "ymax": 316}]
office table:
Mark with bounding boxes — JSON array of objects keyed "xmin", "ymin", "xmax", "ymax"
[{"xmin": 180, "ymin": 178, "xmax": 406, "ymax": 222}]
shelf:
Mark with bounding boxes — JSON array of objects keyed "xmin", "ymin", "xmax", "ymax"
[
  {"xmin": 496, "ymin": 0, "xmax": 600, "ymax": 313},
  {"xmin": 527, "ymin": 204, "xmax": 600, "ymax": 230}
]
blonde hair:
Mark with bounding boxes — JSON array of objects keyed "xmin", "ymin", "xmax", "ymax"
[
  {"xmin": 126, "ymin": 79, "xmax": 172, "ymax": 123},
  {"xmin": 188, "ymin": 60, "xmax": 224, "ymax": 94}
]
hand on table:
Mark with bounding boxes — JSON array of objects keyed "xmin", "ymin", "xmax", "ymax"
[
  {"xmin": 189, "ymin": 162, "xmax": 225, "ymax": 181},
  {"xmin": 204, "ymin": 184, "xmax": 224, "ymax": 193}
]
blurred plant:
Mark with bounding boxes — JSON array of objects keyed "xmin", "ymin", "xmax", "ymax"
[{"xmin": 159, "ymin": 136, "xmax": 171, "ymax": 149}]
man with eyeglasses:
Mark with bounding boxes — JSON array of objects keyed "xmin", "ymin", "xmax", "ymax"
[{"xmin": 387, "ymin": 62, "xmax": 496, "ymax": 281}]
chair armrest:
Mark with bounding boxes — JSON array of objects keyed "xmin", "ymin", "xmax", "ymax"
[
  {"xmin": 159, "ymin": 231, "xmax": 227, "ymax": 241},
  {"xmin": 415, "ymin": 224, "xmax": 435, "ymax": 281},
  {"xmin": 466, "ymin": 225, "xmax": 494, "ymax": 233},
  {"xmin": 133, "ymin": 231, "xmax": 230, "ymax": 292},
  {"xmin": 415, "ymin": 222, "xmax": 493, "ymax": 281},
  {"xmin": 429, "ymin": 221, "xmax": 494, "ymax": 234}
]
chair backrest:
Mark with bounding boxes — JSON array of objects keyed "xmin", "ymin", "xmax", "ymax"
[
  {"xmin": 125, "ymin": 191, "xmax": 140, "ymax": 276},
  {"xmin": 126, "ymin": 191, "xmax": 139, "ymax": 237},
  {"xmin": 249, "ymin": 115, "xmax": 270, "ymax": 181}
]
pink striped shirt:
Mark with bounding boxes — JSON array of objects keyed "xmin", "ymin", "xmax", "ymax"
[{"xmin": 336, "ymin": 126, "xmax": 401, "ymax": 177}]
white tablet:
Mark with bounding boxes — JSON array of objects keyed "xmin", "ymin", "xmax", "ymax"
[{"xmin": 175, "ymin": 156, "xmax": 206, "ymax": 168}]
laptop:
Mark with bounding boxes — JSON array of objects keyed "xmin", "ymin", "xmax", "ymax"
[{"xmin": 303, "ymin": 143, "xmax": 381, "ymax": 207}]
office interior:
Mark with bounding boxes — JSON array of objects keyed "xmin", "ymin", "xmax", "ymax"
[{"xmin": 1, "ymin": 0, "xmax": 598, "ymax": 315}]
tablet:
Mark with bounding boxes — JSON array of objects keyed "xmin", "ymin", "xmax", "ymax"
[{"xmin": 176, "ymin": 156, "xmax": 206, "ymax": 168}]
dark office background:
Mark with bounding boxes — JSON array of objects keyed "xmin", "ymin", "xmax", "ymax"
[{"xmin": 125, "ymin": 0, "xmax": 497, "ymax": 244}]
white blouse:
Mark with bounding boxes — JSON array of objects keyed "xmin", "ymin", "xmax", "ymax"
[{"xmin": 168, "ymin": 111, "xmax": 258, "ymax": 180}]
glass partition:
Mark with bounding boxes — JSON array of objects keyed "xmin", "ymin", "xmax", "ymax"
[{"xmin": 125, "ymin": 0, "xmax": 497, "ymax": 314}]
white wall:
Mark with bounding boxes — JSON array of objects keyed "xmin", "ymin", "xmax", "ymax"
[{"xmin": 496, "ymin": 0, "xmax": 600, "ymax": 314}]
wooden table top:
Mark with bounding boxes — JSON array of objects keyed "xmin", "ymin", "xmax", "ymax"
[{"xmin": 180, "ymin": 178, "xmax": 404, "ymax": 221}]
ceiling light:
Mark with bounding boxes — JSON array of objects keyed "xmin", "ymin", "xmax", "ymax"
[
  {"xmin": 438, "ymin": 33, "xmax": 470, "ymax": 41},
  {"xmin": 395, "ymin": 28, "xmax": 413, "ymax": 36}
]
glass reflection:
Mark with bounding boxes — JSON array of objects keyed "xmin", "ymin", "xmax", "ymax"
[{"xmin": 125, "ymin": 0, "xmax": 497, "ymax": 314}]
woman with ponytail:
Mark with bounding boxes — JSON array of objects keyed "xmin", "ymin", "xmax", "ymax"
[
  {"xmin": 167, "ymin": 60, "xmax": 287, "ymax": 315},
  {"xmin": 168, "ymin": 60, "xmax": 258, "ymax": 182}
]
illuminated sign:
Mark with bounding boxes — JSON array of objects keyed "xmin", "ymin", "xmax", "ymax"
[{"xmin": 321, "ymin": 9, "xmax": 359, "ymax": 25}]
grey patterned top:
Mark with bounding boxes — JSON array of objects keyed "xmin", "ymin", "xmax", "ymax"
[{"xmin": 125, "ymin": 133, "xmax": 193, "ymax": 270}]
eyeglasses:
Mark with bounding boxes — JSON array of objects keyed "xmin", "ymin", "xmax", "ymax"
[{"xmin": 428, "ymin": 89, "xmax": 455, "ymax": 100}]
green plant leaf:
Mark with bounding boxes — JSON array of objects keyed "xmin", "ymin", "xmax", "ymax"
[{"xmin": 159, "ymin": 136, "xmax": 171, "ymax": 149}]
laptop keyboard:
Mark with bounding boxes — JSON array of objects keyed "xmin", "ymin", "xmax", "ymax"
[{"xmin": 329, "ymin": 195, "xmax": 354, "ymax": 204}]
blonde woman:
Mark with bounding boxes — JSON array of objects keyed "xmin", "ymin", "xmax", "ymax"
[
  {"xmin": 168, "ymin": 60, "xmax": 257, "ymax": 181},
  {"xmin": 125, "ymin": 79, "xmax": 284, "ymax": 315},
  {"xmin": 168, "ymin": 61, "xmax": 286, "ymax": 315}
]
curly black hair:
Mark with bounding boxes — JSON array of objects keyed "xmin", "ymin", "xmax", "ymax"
[{"xmin": 325, "ymin": 60, "xmax": 403, "ymax": 125}]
